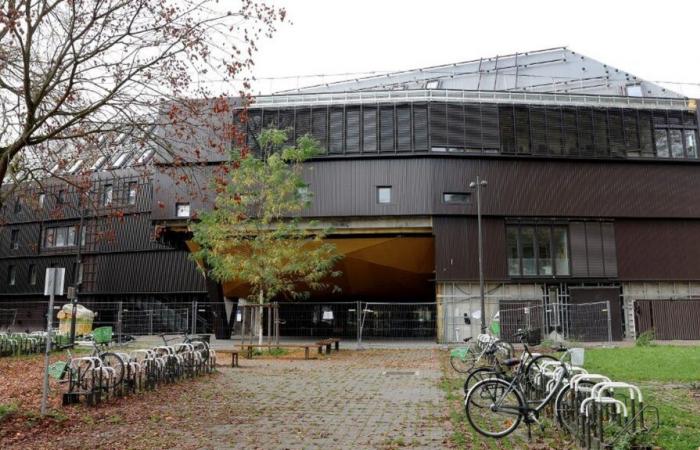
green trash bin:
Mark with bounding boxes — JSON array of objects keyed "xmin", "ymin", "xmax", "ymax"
[{"xmin": 92, "ymin": 326, "xmax": 113, "ymax": 345}]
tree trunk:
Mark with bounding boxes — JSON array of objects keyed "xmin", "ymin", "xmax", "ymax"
[{"xmin": 258, "ymin": 290, "xmax": 264, "ymax": 346}]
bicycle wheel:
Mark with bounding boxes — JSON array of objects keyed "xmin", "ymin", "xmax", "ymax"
[
  {"xmin": 463, "ymin": 367, "xmax": 498, "ymax": 396},
  {"xmin": 449, "ymin": 343, "xmax": 478, "ymax": 373},
  {"xmin": 100, "ymin": 352, "xmax": 126, "ymax": 386},
  {"xmin": 523, "ymin": 354, "xmax": 558, "ymax": 402},
  {"xmin": 465, "ymin": 378, "xmax": 524, "ymax": 438},
  {"xmin": 555, "ymin": 380, "xmax": 594, "ymax": 436},
  {"xmin": 494, "ymin": 340, "xmax": 515, "ymax": 359}
]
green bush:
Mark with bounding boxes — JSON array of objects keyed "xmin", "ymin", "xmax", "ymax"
[{"xmin": 635, "ymin": 329, "xmax": 656, "ymax": 347}]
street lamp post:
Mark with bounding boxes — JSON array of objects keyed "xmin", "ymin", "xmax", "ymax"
[{"xmin": 469, "ymin": 176, "xmax": 488, "ymax": 334}]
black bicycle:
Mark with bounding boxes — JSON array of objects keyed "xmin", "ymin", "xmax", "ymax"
[
  {"xmin": 462, "ymin": 332, "xmax": 559, "ymax": 399},
  {"xmin": 464, "ymin": 329, "xmax": 571, "ymax": 439}
]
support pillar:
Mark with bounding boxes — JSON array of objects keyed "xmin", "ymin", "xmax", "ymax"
[{"xmin": 205, "ymin": 276, "xmax": 230, "ymax": 339}]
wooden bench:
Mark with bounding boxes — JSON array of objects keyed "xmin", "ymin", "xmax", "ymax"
[
  {"xmin": 316, "ymin": 338, "xmax": 341, "ymax": 355},
  {"xmin": 216, "ymin": 349, "xmax": 239, "ymax": 367},
  {"xmin": 240, "ymin": 344, "xmax": 316, "ymax": 360}
]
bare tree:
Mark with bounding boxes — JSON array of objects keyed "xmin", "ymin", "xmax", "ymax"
[{"xmin": 0, "ymin": 0, "xmax": 285, "ymax": 206}]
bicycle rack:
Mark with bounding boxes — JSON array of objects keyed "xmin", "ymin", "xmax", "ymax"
[{"xmin": 57, "ymin": 342, "xmax": 216, "ymax": 406}]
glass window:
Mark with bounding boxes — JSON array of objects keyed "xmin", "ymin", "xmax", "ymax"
[
  {"xmin": 655, "ymin": 129, "xmax": 669, "ymax": 157},
  {"xmin": 8, "ymin": 266, "xmax": 16, "ymax": 286},
  {"xmin": 13, "ymin": 201, "xmax": 20, "ymax": 214},
  {"xmin": 506, "ymin": 227, "xmax": 520, "ymax": 276},
  {"xmin": 685, "ymin": 130, "xmax": 698, "ymax": 159},
  {"xmin": 57, "ymin": 190, "xmax": 65, "ymax": 204},
  {"xmin": 553, "ymin": 226, "xmax": 570, "ymax": 276},
  {"xmin": 39, "ymin": 193, "xmax": 45, "ymax": 208},
  {"xmin": 103, "ymin": 185, "xmax": 113, "ymax": 206},
  {"xmin": 670, "ymin": 129, "xmax": 684, "ymax": 158},
  {"xmin": 128, "ymin": 182, "xmax": 138, "ymax": 205},
  {"xmin": 536, "ymin": 227, "xmax": 553, "ymax": 276},
  {"xmin": 10, "ymin": 229, "xmax": 19, "ymax": 250},
  {"xmin": 29, "ymin": 264, "xmax": 37, "ymax": 285},
  {"xmin": 67, "ymin": 226, "xmax": 76, "ymax": 246},
  {"xmin": 80, "ymin": 226, "xmax": 87, "ymax": 247},
  {"xmin": 176, "ymin": 203, "xmax": 191, "ymax": 218},
  {"xmin": 520, "ymin": 227, "xmax": 536, "ymax": 276},
  {"xmin": 297, "ymin": 186, "xmax": 311, "ymax": 204},
  {"xmin": 442, "ymin": 193, "xmax": 470, "ymax": 204},
  {"xmin": 55, "ymin": 227, "xmax": 67, "ymax": 247},
  {"xmin": 377, "ymin": 186, "xmax": 391, "ymax": 204},
  {"xmin": 44, "ymin": 228, "xmax": 55, "ymax": 247}
]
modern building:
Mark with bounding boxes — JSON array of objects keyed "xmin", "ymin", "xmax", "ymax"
[{"xmin": 3, "ymin": 47, "xmax": 700, "ymax": 341}]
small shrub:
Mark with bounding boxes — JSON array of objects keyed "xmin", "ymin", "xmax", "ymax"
[
  {"xmin": 267, "ymin": 347, "xmax": 288, "ymax": 357},
  {"xmin": 635, "ymin": 330, "xmax": 656, "ymax": 347},
  {"xmin": 0, "ymin": 403, "xmax": 18, "ymax": 422}
]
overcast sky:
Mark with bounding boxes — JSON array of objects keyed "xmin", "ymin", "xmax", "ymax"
[{"xmin": 247, "ymin": 0, "xmax": 700, "ymax": 97}]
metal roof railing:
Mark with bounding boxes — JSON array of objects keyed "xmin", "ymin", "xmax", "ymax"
[{"xmin": 252, "ymin": 89, "xmax": 694, "ymax": 111}]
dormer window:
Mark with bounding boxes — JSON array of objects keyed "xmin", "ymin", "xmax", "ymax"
[
  {"xmin": 112, "ymin": 152, "xmax": 130, "ymax": 168},
  {"xmin": 626, "ymin": 84, "xmax": 643, "ymax": 97},
  {"xmin": 425, "ymin": 80, "xmax": 440, "ymax": 89},
  {"xmin": 67, "ymin": 159, "xmax": 84, "ymax": 174},
  {"xmin": 136, "ymin": 149, "xmax": 154, "ymax": 165},
  {"xmin": 91, "ymin": 156, "xmax": 107, "ymax": 171}
]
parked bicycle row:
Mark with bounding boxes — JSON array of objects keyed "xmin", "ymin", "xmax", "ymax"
[
  {"xmin": 49, "ymin": 329, "xmax": 216, "ymax": 406},
  {"xmin": 453, "ymin": 329, "xmax": 658, "ymax": 449},
  {"xmin": 0, "ymin": 331, "xmax": 71, "ymax": 357}
]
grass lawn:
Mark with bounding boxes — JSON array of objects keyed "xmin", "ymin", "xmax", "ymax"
[{"xmin": 584, "ymin": 345, "xmax": 700, "ymax": 450}]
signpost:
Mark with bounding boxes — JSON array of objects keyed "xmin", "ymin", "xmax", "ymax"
[{"xmin": 40, "ymin": 268, "xmax": 65, "ymax": 416}]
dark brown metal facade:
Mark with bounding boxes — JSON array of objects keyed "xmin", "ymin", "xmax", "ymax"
[{"xmin": 634, "ymin": 299, "xmax": 700, "ymax": 339}]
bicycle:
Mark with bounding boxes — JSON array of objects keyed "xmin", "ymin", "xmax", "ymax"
[
  {"xmin": 464, "ymin": 328, "xmax": 573, "ymax": 439},
  {"xmin": 462, "ymin": 332, "xmax": 559, "ymax": 398},
  {"xmin": 50, "ymin": 327, "xmax": 126, "ymax": 394},
  {"xmin": 449, "ymin": 317, "xmax": 515, "ymax": 374}
]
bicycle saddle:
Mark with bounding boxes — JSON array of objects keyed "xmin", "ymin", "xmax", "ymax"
[
  {"xmin": 463, "ymin": 337, "xmax": 472, "ymax": 342},
  {"xmin": 502, "ymin": 358, "xmax": 521, "ymax": 367}
]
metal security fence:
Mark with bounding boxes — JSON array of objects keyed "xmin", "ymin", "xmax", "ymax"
[
  {"xmin": 0, "ymin": 309, "xmax": 18, "ymax": 330},
  {"xmin": 359, "ymin": 302, "xmax": 436, "ymax": 340},
  {"xmin": 441, "ymin": 296, "xmax": 612, "ymax": 344}
]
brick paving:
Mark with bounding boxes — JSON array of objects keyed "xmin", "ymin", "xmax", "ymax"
[{"xmin": 199, "ymin": 349, "xmax": 450, "ymax": 449}]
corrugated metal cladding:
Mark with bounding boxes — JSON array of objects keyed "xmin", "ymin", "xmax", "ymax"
[
  {"xmin": 91, "ymin": 250, "xmax": 205, "ymax": 294},
  {"xmin": 433, "ymin": 216, "xmax": 506, "ymax": 281},
  {"xmin": 293, "ymin": 158, "xmax": 700, "ymax": 220},
  {"xmin": 0, "ymin": 255, "xmax": 77, "ymax": 294},
  {"xmin": 634, "ymin": 300, "xmax": 700, "ymax": 339},
  {"xmin": 615, "ymin": 219, "xmax": 700, "ymax": 280},
  {"xmin": 2, "ymin": 176, "xmax": 154, "ymax": 224},
  {"xmin": 435, "ymin": 217, "xmax": 618, "ymax": 282}
]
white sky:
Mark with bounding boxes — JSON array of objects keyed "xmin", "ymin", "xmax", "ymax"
[{"xmin": 247, "ymin": 0, "xmax": 700, "ymax": 97}]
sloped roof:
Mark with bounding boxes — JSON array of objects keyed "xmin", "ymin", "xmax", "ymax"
[{"xmin": 279, "ymin": 47, "xmax": 682, "ymax": 98}]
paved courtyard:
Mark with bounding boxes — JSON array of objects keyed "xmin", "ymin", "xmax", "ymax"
[
  {"xmin": 2, "ymin": 348, "xmax": 451, "ymax": 450},
  {"xmin": 201, "ymin": 349, "xmax": 449, "ymax": 449}
]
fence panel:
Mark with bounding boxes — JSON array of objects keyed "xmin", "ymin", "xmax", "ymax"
[
  {"xmin": 272, "ymin": 302, "xmax": 359, "ymax": 338},
  {"xmin": 359, "ymin": 302, "xmax": 436, "ymax": 341}
]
